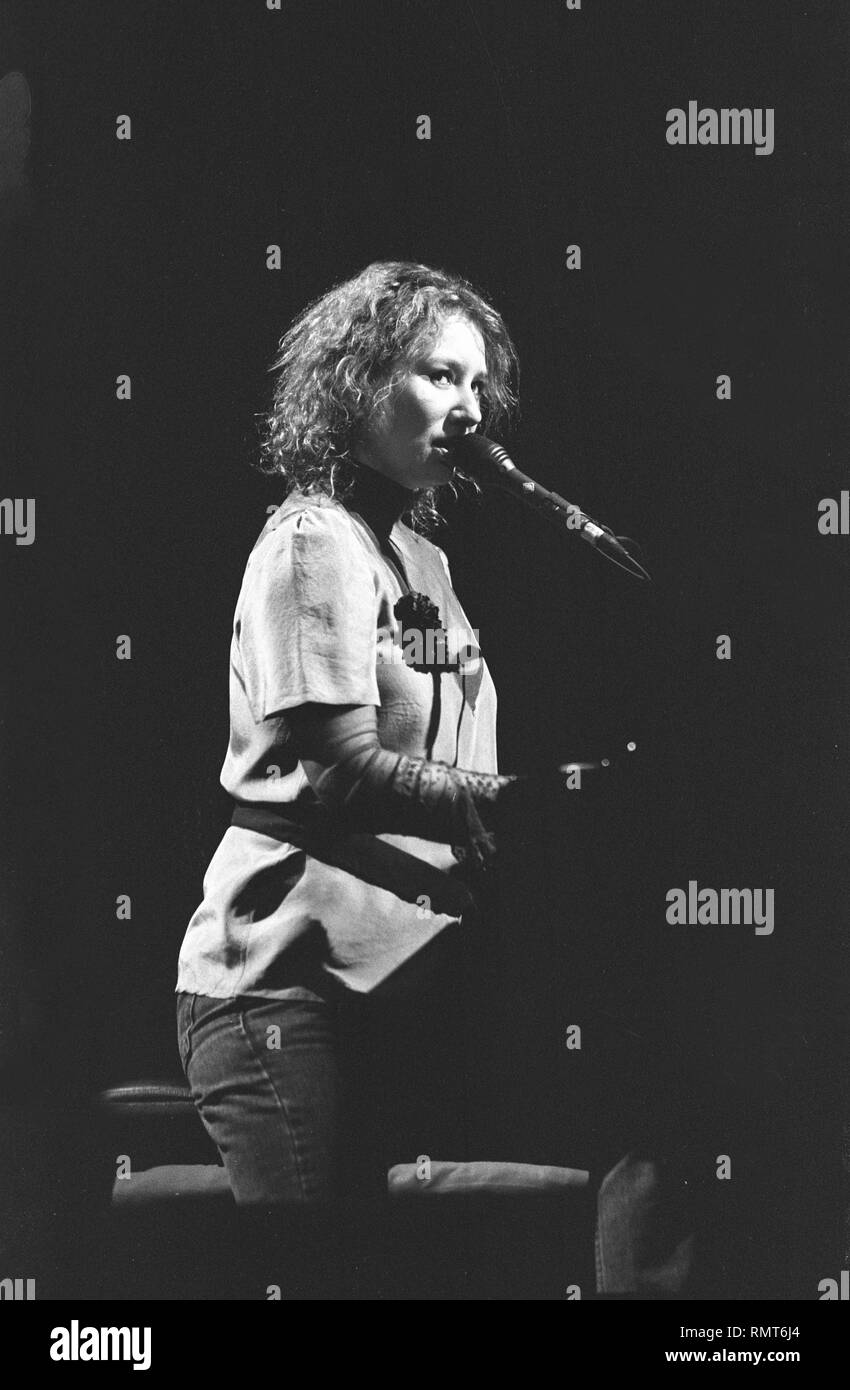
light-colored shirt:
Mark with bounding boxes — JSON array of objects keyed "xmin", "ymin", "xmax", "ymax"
[{"xmin": 176, "ymin": 489, "xmax": 498, "ymax": 998}]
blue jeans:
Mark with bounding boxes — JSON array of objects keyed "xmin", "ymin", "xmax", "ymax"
[
  {"xmin": 176, "ymin": 993, "xmax": 698, "ymax": 1296},
  {"xmin": 177, "ymin": 977, "xmax": 472, "ymax": 1194},
  {"xmin": 176, "ymin": 990, "xmax": 341, "ymax": 1209},
  {"xmin": 176, "ymin": 980, "xmax": 476, "ymax": 1297}
]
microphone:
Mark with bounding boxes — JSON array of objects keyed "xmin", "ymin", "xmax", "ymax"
[{"xmin": 449, "ymin": 434, "xmax": 651, "ymax": 582}]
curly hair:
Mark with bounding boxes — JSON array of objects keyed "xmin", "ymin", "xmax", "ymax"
[{"xmin": 255, "ymin": 261, "xmax": 519, "ymax": 533}]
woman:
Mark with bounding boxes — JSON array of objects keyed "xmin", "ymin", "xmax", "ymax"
[{"xmin": 175, "ymin": 261, "xmax": 536, "ymax": 1292}]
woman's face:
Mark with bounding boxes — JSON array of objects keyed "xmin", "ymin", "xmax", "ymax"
[{"xmin": 355, "ymin": 315, "xmax": 488, "ymax": 489}]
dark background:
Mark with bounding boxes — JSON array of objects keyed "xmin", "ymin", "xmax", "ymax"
[{"xmin": 2, "ymin": 0, "xmax": 847, "ymax": 1297}]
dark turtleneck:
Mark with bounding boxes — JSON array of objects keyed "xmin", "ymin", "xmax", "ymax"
[
  {"xmin": 345, "ymin": 461, "xmax": 418, "ymax": 587},
  {"xmin": 345, "ymin": 460, "xmax": 414, "ymax": 541}
]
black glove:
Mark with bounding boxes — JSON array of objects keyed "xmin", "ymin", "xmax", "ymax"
[{"xmin": 453, "ymin": 769, "xmax": 572, "ymax": 873}]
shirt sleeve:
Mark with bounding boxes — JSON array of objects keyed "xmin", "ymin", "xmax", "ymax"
[{"xmin": 237, "ymin": 504, "xmax": 381, "ymax": 722}]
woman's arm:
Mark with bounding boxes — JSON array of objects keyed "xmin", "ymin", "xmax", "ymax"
[{"xmin": 286, "ymin": 702, "xmax": 519, "ymax": 869}]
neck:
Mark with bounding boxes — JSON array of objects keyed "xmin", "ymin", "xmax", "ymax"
[{"xmin": 346, "ymin": 460, "xmax": 413, "ymax": 537}]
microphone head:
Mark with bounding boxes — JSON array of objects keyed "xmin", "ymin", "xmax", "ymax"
[{"xmin": 447, "ymin": 434, "xmax": 516, "ymax": 487}]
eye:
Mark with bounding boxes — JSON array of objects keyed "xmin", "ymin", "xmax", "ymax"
[{"xmin": 428, "ymin": 369, "xmax": 453, "ymax": 385}]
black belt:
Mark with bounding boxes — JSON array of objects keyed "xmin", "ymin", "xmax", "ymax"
[{"xmin": 230, "ymin": 800, "xmax": 479, "ymax": 923}]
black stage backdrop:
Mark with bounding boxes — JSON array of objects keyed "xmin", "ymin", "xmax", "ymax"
[{"xmin": 1, "ymin": 0, "xmax": 847, "ymax": 1301}]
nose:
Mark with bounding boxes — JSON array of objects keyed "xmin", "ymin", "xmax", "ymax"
[{"xmin": 449, "ymin": 383, "xmax": 482, "ymax": 430}]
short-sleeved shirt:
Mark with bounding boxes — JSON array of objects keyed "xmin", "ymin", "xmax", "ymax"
[{"xmin": 176, "ymin": 489, "xmax": 498, "ymax": 998}]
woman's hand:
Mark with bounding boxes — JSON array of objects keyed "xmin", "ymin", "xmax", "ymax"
[{"xmin": 454, "ymin": 769, "xmax": 574, "ymax": 872}]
